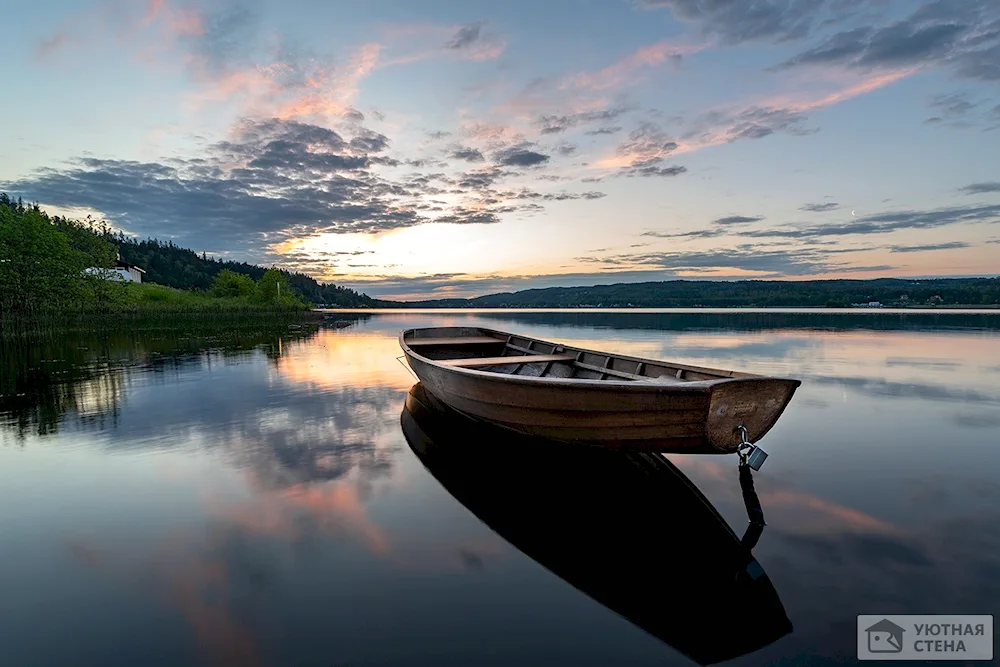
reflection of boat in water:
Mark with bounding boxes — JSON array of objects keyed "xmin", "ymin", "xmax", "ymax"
[
  {"xmin": 401, "ymin": 383, "xmax": 792, "ymax": 665},
  {"xmin": 399, "ymin": 327, "xmax": 800, "ymax": 453}
]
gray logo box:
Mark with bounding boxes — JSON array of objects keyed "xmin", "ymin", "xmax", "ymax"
[{"xmin": 858, "ymin": 615, "xmax": 993, "ymax": 661}]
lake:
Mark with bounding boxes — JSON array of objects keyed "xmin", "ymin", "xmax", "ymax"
[{"xmin": 2, "ymin": 310, "xmax": 999, "ymax": 666}]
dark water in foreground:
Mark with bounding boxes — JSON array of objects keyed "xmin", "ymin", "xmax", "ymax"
[{"xmin": 2, "ymin": 310, "xmax": 999, "ymax": 666}]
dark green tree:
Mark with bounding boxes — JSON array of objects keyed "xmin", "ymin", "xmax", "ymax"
[
  {"xmin": 210, "ymin": 269, "xmax": 257, "ymax": 298},
  {"xmin": 1, "ymin": 200, "xmax": 86, "ymax": 314},
  {"xmin": 255, "ymin": 268, "xmax": 307, "ymax": 308}
]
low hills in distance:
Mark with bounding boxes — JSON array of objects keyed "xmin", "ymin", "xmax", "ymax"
[{"xmin": 394, "ymin": 277, "xmax": 1000, "ymax": 309}]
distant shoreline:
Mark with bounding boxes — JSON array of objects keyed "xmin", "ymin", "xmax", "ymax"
[{"xmin": 317, "ymin": 305, "xmax": 1000, "ymax": 312}]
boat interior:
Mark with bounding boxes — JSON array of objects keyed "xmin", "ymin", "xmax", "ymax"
[{"xmin": 404, "ymin": 327, "xmax": 749, "ymax": 383}]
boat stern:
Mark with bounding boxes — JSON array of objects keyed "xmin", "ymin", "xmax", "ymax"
[{"xmin": 706, "ymin": 378, "xmax": 801, "ymax": 452}]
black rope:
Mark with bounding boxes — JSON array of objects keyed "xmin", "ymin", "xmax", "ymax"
[{"xmin": 739, "ymin": 462, "xmax": 766, "ymax": 549}]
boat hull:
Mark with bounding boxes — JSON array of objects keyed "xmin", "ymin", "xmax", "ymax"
[{"xmin": 401, "ymin": 328, "xmax": 799, "ymax": 453}]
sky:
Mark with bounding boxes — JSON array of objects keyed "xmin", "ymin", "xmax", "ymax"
[{"xmin": 2, "ymin": 0, "xmax": 999, "ymax": 300}]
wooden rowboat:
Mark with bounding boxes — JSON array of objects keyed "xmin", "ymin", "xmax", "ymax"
[
  {"xmin": 399, "ymin": 327, "xmax": 800, "ymax": 453},
  {"xmin": 401, "ymin": 383, "xmax": 793, "ymax": 665}
]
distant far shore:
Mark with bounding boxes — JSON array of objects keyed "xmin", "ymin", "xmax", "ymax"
[
  {"xmin": 349, "ymin": 276, "xmax": 999, "ymax": 310},
  {"xmin": 319, "ymin": 304, "xmax": 1000, "ymax": 311}
]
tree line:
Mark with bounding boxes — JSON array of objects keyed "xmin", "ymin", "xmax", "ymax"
[{"xmin": 400, "ymin": 277, "xmax": 1000, "ymax": 308}]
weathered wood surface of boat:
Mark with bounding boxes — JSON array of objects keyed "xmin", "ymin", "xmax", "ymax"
[{"xmin": 399, "ymin": 326, "xmax": 800, "ymax": 453}]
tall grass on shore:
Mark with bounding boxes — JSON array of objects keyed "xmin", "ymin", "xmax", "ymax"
[{"xmin": 1, "ymin": 282, "xmax": 323, "ymax": 337}]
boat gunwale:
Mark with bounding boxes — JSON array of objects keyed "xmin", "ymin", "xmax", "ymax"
[{"xmin": 399, "ymin": 327, "xmax": 800, "ymax": 392}]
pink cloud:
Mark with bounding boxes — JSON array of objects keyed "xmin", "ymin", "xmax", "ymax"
[
  {"xmin": 562, "ymin": 40, "xmax": 706, "ymax": 92},
  {"xmin": 459, "ymin": 120, "xmax": 525, "ymax": 144},
  {"xmin": 181, "ymin": 42, "xmax": 383, "ymax": 124},
  {"xmin": 377, "ymin": 22, "xmax": 507, "ymax": 67},
  {"xmin": 594, "ymin": 66, "xmax": 917, "ymax": 169},
  {"xmin": 141, "ymin": 0, "xmax": 204, "ymax": 36},
  {"xmin": 36, "ymin": 0, "xmax": 204, "ymax": 62},
  {"xmin": 273, "ymin": 44, "xmax": 381, "ymax": 121},
  {"xmin": 482, "ymin": 39, "xmax": 701, "ymax": 143}
]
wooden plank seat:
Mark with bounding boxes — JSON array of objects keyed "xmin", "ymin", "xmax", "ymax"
[
  {"xmin": 407, "ymin": 336, "xmax": 503, "ymax": 346},
  {"xmin": 441, "ymin": 354, "xmax": 576, "ymax": 368}
]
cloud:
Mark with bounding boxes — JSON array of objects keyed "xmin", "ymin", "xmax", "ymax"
[
  {"xmin": 889, "ymin": 241, "xmax": 970, "ymax": 253},
  {"xmin": 594, "ymin": 122, "xmax": 688, "ymax": 176},
  {"xmin": 500, "ymin": 189, "xmax": 606, "ymax": 202},
  {"xmin": 585, "ymin": 126, "xmax": 623, "ymax": 135},
  {"xmin": 923, "ymin": 91, "xmax": 999, "ymax": 129},
  {"xmin": 494, "ymin": 146, "xmax": 550, "ymax": 167},
  {"xmin": 616, "ymin": 121, "xmax": 679, "ymax": 161},
  {"xmin": 445, "ymin": 23, "xmax": 484, "ymax": 50},
  {"xmin": 930, "ymin": 91, "xmax": 980, "ymax": 117},
  {"xmin": 643, "ymin": 228, "xmax": 727, "ymax": 240},
  {"xmin": 451, "ymin": 166, "xmax": 511, "ymax": 190},
  {"xmin": 38, "ymin": 0, "xmax": 390, "ymax": 128},
  {"xmin": 561, "ymin": 40, "xmax": 703, "ymax": 91},
  {"xmin": 960, "ymin": 182, "xmax": 1000, "ymax": 194},
  {"xmin": 7, "ymin": 97, "xmax": 591, "ymax": 264},
  {"xmin": 460, "ymin": 121, "xmax": 524, "ymax": 145},
  {"xmin": 595, "ymin": 71, "xmax": 907, "ymax": 167},
  {"xmin": 574, "ymin": 244, "xmax": 891, "ymax": 276},
  {"xmin": 36, "ymin": 0, "xmax": 210, "ymax": 61},
  {"xmin": 620, "ymin": 162, "xmax": 688, "ymax": 178},
  {"xmin": 496, "ymin": 42, "xmax": 694, "ymax": 142},
  {"xmin": 34, "ymin": 31, "xmax": 73, "ymax": 60},
  {"xmin": 385, "ymin": 21, "xmax": 507, "ymax": 63},
  {"xmin": 634, "ymin": 0, "xmax": 831, "ymax": 45},
  {"xmin": 800, "ymin": 202, "xmax": 841, "ymax": 212},
  {"xmin": 778, "ymin": 23, "xmax": 965, "ymax": 70},
  {"xmin": 438, "ymin": 22, "xmax": 506, "ymax": 59},
  {"xmin": 640, "ymin": 202, "xmax": 1000, "ymax": 246},
  {"xmin": 267, "ymin": 44, "xmax": 382, "ymax": 122},
  {"xmin": 449, "ymin": 147, "xmax": 486, "ymax": 162},
  {"xmin": 535, "ymin": 107, "xmax": 632, "ymax": 134},
  {"xmin": 2, "ymin": 118, "xmax": 518, "ymax": 253},
  {"xmin": 775, "ymin": 2, "xmax": 1000, "ymax": 83},
  {"xmin": 682, "ymin": 105, "xmax": 814, "ymax": 146},
  {"xmin": 184, "ymin": 2, "xmax": 257, "ymax": 75},
  {"xmin": 744, "ymin": 203, "xmax": 1000, "ymax": 239},
  {"xmin": 714, "ymin": 215, "xmax": 764, "ymax": 225}
]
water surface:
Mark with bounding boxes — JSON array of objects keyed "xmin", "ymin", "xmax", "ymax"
[{"xmin": 2, "ymin": 310, "xmax": 999, "ymax": 666}]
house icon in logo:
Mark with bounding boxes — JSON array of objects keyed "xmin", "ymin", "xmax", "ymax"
[{"xmin": 866, "ymin": 619, "xmax": 905, "ymax": 653}]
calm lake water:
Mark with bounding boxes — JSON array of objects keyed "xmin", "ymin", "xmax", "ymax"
[{"xmin": 2, "ymin": 310, "xmax": 999, "ymax": 666}]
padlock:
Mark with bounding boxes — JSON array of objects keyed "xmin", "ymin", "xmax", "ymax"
[{"xmin": 745, "ymin": 445, "xmax": 768, "ymax": 471}]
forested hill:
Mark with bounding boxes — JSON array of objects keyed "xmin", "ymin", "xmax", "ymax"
[
  {"xmin": 111, "ymin": 235, "xmax": 378, "ymax": 307},
  {"xmin": 398, "ymin": 277, "xmax": 1000, "ymax": 308}
]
